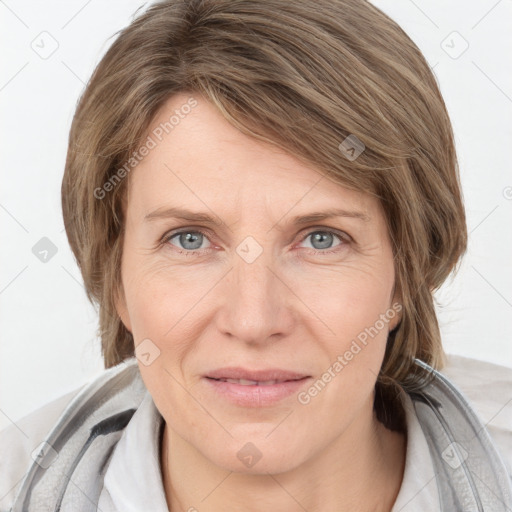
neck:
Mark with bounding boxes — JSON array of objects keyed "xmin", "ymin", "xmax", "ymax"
[{"xmin": 160, "ymin": 396, "xmax": 406, "ymax": 512}]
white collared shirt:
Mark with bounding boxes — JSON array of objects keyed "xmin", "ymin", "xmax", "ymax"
[
  {"xmin": 97, "ymin": 391, "xmax": 169, "ymax": 511},
  {"xmin": 391, "ymin": 393, "xmax": 440, "ymax": 511}
]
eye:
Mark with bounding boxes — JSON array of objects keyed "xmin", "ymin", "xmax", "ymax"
[
  {"xmin": 298, "ymin": 229, "xmax": 349, "ymax": 254},
  {"xmin": 163, "ymin": 229, "xmax": 212, "ymax": 254},
  {"xmin": 161, "ymin": 227, "xmax": 351, "ymax": 256}
]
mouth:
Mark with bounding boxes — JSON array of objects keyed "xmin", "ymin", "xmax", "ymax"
[
  {"xmin": 205, "ymin": 367, "xmax": 309, "ymax": 383},
  {"xmin": 207, "ymin": 377, "xmax": 304, "ymax": 386},
  {"xmin": 203, "ymin": 367, "xmax": 311, "ymax": 407}
]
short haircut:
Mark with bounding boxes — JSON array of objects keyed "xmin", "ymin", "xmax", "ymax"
[{"xmin": 62, "ymin": 0, "xmax": 467, "ymax": 423}]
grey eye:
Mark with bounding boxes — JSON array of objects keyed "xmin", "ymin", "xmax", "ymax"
[
  {"xmin": 170, "ymin": 231, "xmax": 207, "ymax": 251},
  {"xmin": 302, "ymin": 231, "xmax": 342, "ymax": 251}
]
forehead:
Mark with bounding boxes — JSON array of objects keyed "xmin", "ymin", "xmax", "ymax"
[{"xmin": 125, "ymin": 93, "xmax": 376, "ymax": 220}]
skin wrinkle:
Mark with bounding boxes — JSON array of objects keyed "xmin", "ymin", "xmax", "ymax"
[{"xmin": 115, "ymin": 93, "xmax": 405, "ymax": 512}]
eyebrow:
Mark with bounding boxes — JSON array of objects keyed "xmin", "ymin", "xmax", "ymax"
[
  {"xmin": 288, "ymin": 208, "xmax": 371, "ymax": 224},
  {"xmin": 143, "ymin": 206, "xmax": 371, "ymax": 226},
  {"xmin": 144, "ymin": 207, "xmax": 224, "ymax": 225}
]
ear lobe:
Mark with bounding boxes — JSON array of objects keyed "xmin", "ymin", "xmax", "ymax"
[
  {"xmin": 389, "ymin": 288, "xmax": 403, "ymax": 332},
  {"xmin": 388, "ymin": 307, "xmax": 402, "ymax": 332},
  {"xmin": 114, "ymin": 282, "xmax": 132, "ymax": 333}
]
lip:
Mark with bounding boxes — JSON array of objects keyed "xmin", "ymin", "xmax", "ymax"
[
  {"xmin": 205, "ymin": 367, "xmax": 309, "ymax": 382},
  {"xmin": 203, "ymin": 367, "xmax": 311, "ymax": 407}
]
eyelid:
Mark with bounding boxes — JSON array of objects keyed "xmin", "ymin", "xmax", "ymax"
[
  {"xmin": 297, "ymin": 225, "xmax": 353, "ymax": 243},
  {"xmin": 162, "ymin": 227, "xmax": 205, "ymax": 242}
]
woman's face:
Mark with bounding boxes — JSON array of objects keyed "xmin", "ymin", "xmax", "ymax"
[{"xmin": 116, "ymin": 92, "xmax": 401, "ymax": 474}]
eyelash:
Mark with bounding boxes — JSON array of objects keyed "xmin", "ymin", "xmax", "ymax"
[{"xmin": 160, "ymin": 227, "xmax": 352, "ymax": 256}]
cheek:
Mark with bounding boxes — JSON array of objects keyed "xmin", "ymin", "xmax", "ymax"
[
  {"xmin": 121, "ymin": 258, "xmax": 208, "ymax": 378},
  {"xmin": 122, "ymin": 267, "xmax": 197, "ymax": 413},
  {"xmin": 123, "ymin": 274, "xmax": 169, "ymax": 341},
  {"xmin": 121, "ymin": 251, "xmax": 196, "ymax": 337},
  {"xmin": 296, "ymin": 277, "xmax": 394, "ymax": 428},
  {"xmin": 292, "ymin": 254, "xmax": 396, "ymax": 391},
  {"xmin": 291, "ymin": 258, "xmax": 395, "ymax": 337}
]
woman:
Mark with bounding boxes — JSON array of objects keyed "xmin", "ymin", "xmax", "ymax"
[{"xmin": 1, "ymin": 0, "xmax": 511, "ymax": 511}]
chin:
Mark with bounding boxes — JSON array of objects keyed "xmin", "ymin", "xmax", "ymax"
[
  {"xmin": 197, "ymin": 431, "xmax": 308, "ymax": 476},
  {"xmin": 217, "ymin": 448, "xmax": 302, "ymax": 476}
]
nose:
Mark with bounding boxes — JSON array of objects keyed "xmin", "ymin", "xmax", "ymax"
[{"xmin": 214, "ymin": 246, "xmax": 295, "ymax": 346}]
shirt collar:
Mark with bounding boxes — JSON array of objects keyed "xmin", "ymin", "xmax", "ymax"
[
  {"xmin": 101, "ymin": 390, "xmax": 168, "ymax": 512},
  {"xmin": 391, "ymin": 392, "xmax": 441, "ymax": 511}
]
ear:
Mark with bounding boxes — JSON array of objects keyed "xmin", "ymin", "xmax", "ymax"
[
  {"xmin": 114, "ymin": 281, "xmax": 132, "ymax": 333},
  {"xmin": 388, "ymin": 287, "xmax": 403, "ymax": 332}
]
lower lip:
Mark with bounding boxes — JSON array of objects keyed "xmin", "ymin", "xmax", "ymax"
[{"xmin": 203, "ymin": 377, "xmax": 311, "ymax": 407}]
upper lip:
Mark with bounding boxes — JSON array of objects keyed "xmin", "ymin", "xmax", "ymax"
[{"xmin": 205, "ymin": 367, "xmax": 309, "ymax": 382}]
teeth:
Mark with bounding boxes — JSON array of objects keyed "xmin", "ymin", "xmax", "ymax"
[
  {"xmin": 222, "ymin": 378, "xmax": 280, "ymax": 385},
  {"xmin": 226, "ymin": 378, "xmax": 259, "ymax": 385}
]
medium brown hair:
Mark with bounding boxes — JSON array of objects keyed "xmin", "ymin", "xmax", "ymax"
[{"xmin": 62, "ymin": 0, "xmax": 467, "ymax": 410}]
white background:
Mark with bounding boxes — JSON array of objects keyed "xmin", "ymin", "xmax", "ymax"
[{"xmin": 1, "ymin": 0, "xmax": 511, "ymax": 431}]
